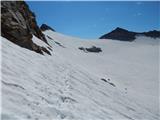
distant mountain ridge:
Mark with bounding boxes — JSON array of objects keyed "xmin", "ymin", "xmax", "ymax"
[{"xmin": 99, "ymin": 27, "xmax": 160, "ymax": 41}]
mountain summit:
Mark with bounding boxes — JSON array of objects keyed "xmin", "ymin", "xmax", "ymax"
[{"xmin": 99, "ymin": 27, "xmax": 160, "ymax": 41}]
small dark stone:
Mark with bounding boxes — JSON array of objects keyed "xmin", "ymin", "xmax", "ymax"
[
  {"xmin": 109, "ymin": 82, "xmax": 116, "ymax": 87},
  {"xmin": 101, "ymin": 78, "xmax": 116, "ymax": 87},
  {"xmin": 54, "ymin": 41, "xmax": 65, "ymax": 48},
  {"xmin": 101, "ymin": 78, "xmax": 107, "ymax": 82}
]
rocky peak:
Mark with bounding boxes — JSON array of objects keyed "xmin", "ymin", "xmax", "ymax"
[
  {"xmin": 99, "ymin": 27, "xmax": 136, "ymax": 41},
  {"xmin": 99, "ymin": 27, "xmax": 160, "ymax": 41},
  {"xmin": 40, "ymin": 24, "xmax": 55, "ymax": 32},
  {"xmin": 114, "ymin": 27, "xmax": 128, "ymax": 32},
  {"xmin": 1, "ymin": 1, "xmax": 51, "ymax": 55}
]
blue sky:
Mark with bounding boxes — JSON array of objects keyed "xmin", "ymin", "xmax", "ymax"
[{"xmin": 27, "ymin": 1, "xmax": 160, "ymax": 39}]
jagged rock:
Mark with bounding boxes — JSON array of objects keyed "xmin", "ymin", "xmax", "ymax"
[
  {"xmin": 99, "ymin": 27, "xmax": 160, "ymax": 41},
  {"xmin": 1, "ymin": 1, "xmax": 51, "ymax": 55},
  {"xmin": 40, "ymin": 24, "xmax": 55, "ymax": 32}
]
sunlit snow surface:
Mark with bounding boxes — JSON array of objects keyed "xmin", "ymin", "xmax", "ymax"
[{"xmin": 1, "ymin": 31, "xmax": 160, "ymax": 120}]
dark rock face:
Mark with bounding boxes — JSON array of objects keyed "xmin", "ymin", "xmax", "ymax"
[
  {"xmin": 40, "ymin": 24, "xmax": 55, "ymax": 32},
  {"xmin": 1, "ymin": 1, "xmax": 51, "ymax": 55},
  {"xmin": 99, "ymin": 27, "xmax": 160, "ymax": 41}
]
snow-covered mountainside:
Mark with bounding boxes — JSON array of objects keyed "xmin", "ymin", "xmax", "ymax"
[{"xmin": 1, "ymin": 30, "xmax": 160, "ymax": 120}]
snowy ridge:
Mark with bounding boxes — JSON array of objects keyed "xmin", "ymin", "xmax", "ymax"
[{"xmin": 1, "ymin": 30, "xmax": 160, "ymax": 120}]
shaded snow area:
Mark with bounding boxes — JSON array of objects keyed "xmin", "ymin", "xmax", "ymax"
[
  {"xmin": 32, "ymin": 35, "xmax": 52, "ymax": 53},
  {"xmin": 1, "ymin": 30, "xmax": 160, "ymax": 120},
  {"xmin": 32, "ymin": 35, "xmax": 50, "ymax": 49}
]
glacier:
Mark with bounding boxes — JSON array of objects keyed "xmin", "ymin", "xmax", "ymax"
[{"xmin": 1, "ymin": 30, "xmax": 159, "ymax": 120}]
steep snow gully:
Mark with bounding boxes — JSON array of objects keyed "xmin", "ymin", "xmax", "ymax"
[{"xmin": 1, "ymin": 30, "xmax": 160, "ymax": 120}]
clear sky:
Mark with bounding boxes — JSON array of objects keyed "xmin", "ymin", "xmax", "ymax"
[{"xmin": 27, "ymin": 1, "xmax": 160, "ymax": 39}]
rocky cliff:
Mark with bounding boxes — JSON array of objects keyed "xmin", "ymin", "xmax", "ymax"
[{"xmin": 1, "ymin": 1, "xmax": 52, "ymax": 55}]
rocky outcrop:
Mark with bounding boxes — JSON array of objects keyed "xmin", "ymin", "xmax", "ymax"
[
  {"xmin": 99, "ymin": 27, "xmax": 160, "ymax": 41},
  {"xmin": 40, "ymin": 24, "xmax": 55, "ymax": 32},
  {"xmin": 1, "ymin": 1, "xmax": 51, "ymax": 55},
  {"xmin": 79, "ymin": 46, "xmax": 102, "ymax": 53}
]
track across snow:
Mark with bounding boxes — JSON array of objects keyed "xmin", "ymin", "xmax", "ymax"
[{"xmin": 1, "ymin": 31, "xmax": 159, "ymax": 120}]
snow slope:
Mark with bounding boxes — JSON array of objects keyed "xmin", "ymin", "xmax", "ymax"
[{"xmin": 1, "ymin": 30, "xmax": 160, "ymax": 120}]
